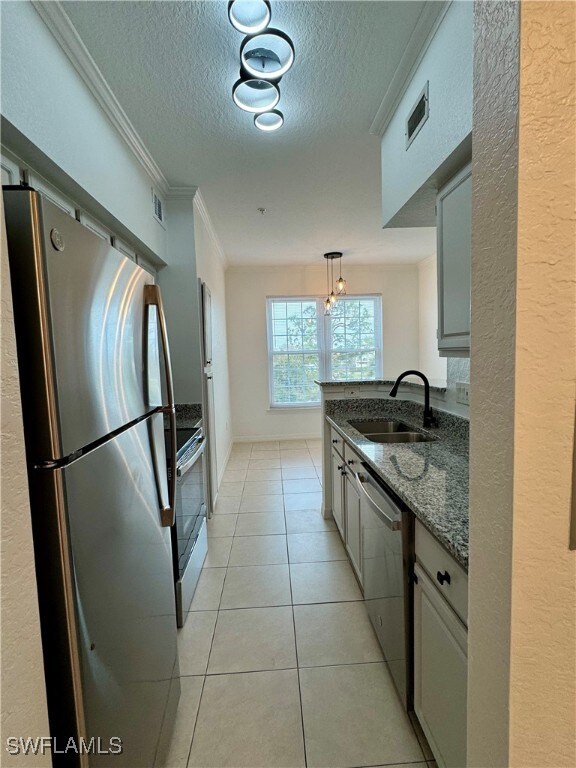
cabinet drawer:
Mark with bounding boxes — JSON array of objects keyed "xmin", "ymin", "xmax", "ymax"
[
  {"xmin": 330, "ymin": 427, "xmax": 345, "ymax": 457},
  {"xmin": 415, "ymin": 521, "xmax": 468, "ymax": 625},
  {"xmin": 343, "ymin": 441, "xmax": 362, "ymax": 470}
]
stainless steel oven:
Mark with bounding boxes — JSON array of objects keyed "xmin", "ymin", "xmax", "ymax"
[{"xmin": 166, "ymin": 422, "xmax": 208, "ymax": 626}]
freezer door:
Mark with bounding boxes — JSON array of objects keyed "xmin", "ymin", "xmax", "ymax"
[
  {"xmin": 61, "ymin": 414, "xmax": 178, "ymax": 767},
  {"xmin": 4, "ymin": 190, "xmax": 163, "ymax": 461}
]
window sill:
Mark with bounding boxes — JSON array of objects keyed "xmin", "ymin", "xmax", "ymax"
[{"xmin": 267, "ymin": 404, "xmax": 321, "ymax": 412}]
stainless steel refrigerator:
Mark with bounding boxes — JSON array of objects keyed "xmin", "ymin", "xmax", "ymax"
[{"xmin": 3, "ymin": 188, "xmax": 180, "ymax": 767}]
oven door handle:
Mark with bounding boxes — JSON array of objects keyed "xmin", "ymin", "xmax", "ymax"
[
  {"xmin": 177, "ymin": 437, "xmax": 206, "ymax": 477},
  {"xmin": 353, "ymin": 472, "xmax": 402, "ymax": 531}
]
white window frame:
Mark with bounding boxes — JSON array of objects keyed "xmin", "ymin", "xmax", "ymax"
[
  {"xmin": 325, "ymin": 295, "xmax": 383, "ymax": 382},
  {"xmin": 267, "ymin": 296, "xmax": 322, "ymax": 409},
  {"xmin": 266, "ymin": 295, "xmax": 383, "ymax": 409}
]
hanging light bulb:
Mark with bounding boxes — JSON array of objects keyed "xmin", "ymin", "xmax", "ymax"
[
  {"xmin": 329, "ymin": 291, "xmax": 337, "ymax": 304},
  {"xmin": 324, "ymin": 298, "xmax": 332, "ymax": 316},
  {"xmin": 336, "ymin": 274, "xmax": 347, "ymax": 295}
]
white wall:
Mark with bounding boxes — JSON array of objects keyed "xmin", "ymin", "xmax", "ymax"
[
  {"xmin": 0, "ymin": 1, "xmax": 166, "ymax": 260},
  {"xmin": 380, "ymin": 0, "xmax": 473, "ymax": 225},
  {"xmin": 417, "ymin": 256, "xmax": 447, "ymax": 386},
  {"xmin": 158, "ymin": 198, "xmax": 203, "ymax": 405},
  {"xmin": 193, "ymin": 197, "xmax": 233, "ymax": 485},
  {"xmin": 0, "ymin": 200, "xmax": 52, "ymax": 767},
  {"xmin": 226, "ymin": 265, "xmax": 420, "ymax": 440}
]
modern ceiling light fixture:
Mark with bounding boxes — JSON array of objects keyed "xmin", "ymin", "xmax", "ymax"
[
  {"xmin": 240, "ymin": 29, "xmax": 295, "ymax": 80},
  {"xmin": 228, "ymin": 0, "xmax": 271, "ymax": 35},
  {"xmin": 254, "ymin": 109, "xmax": 284, "ymax": 131},
  {"xmin": 232, "ymin": 77, "xmax": 280, "ymax": 113},
  {"xmin": 228, "ymin": 3, "xmax": 293, "ymax": 132}
]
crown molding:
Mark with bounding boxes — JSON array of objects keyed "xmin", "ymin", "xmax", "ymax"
[
  {"xmin": 31, "ymin": 0, "xmax": 170, "ymax": 196},
  {"xmin": 193, "ymin": 191, "xmax": 228, "ymax": 268},
  {"xmin": 369, "ymin": 0, "xmax": 452, "ymax": 137},
  {"xmin": 165, "ymin": 186, "xmax": 198, "ymax": 200}
]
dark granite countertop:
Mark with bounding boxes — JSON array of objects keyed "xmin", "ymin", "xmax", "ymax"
[
  {"xmin": 175, "ymin": 403, "xmax": 202, "ymax": 429},
  {"xmin": 325, "ymin": 398, "xmax": 469, "ymax": 569},
  {"xmin": 316, "ymin": 379, "xmax": 447, "ymax": 394}
]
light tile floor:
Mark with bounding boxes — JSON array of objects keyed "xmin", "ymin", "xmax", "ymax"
[{"xmin": 165, "ymin": 439, "xmax": 436, "ymax": 768}]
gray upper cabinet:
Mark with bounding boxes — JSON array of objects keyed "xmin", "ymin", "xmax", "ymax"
[{"xmin": 437, "ymin": 163, "xmax": 471, "ymax": 356}]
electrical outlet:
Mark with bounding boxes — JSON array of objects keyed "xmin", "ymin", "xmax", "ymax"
[{"xmin": 456, "ymin": 382, "xmax": 470, "ymax": 405}]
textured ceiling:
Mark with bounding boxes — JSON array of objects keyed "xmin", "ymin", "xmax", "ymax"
[{"xmin": 64, "ymin": 0, "xmax": 436, "ymax": 265}]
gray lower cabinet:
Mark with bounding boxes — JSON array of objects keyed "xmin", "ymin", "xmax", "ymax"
[
  {"xmin": 343, "ymin": 470, "xmax": 362, "ymax": 581},
  {"xmin": 330, "ymin": 447, "xmax": 345, "ymax": 538},
  {"xmin": 414, "ymin": 562, "xmax": 468, "ymax": 768},
  {"xmin": 437, "ymin": 162, "xmax": 472, "ymax": 357}
]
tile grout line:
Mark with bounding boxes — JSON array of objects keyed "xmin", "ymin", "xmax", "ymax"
[{"xmin": 284, "ymin": 447, "xmax": 310, "ymax": 768}]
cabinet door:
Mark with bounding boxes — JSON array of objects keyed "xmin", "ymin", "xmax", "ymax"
[
  {"xmin": 330, "ymin": 449, "xmax": 345, "ymax": 538},
  {"xmin": 414, "ymin": 564, "xmax": 467, "ymax": 768},
  {"xmin": 344, "ymin": 471, "xmax": 362, "ymax": 583},
  {"xmin": 437, "ymin": 163, "xmax": 471, "ymax": 356}
]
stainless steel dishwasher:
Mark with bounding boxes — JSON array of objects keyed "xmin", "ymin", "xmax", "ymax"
[{"xmin": 354, "ymin": 462, "xmax": 414, "ymax": 710}]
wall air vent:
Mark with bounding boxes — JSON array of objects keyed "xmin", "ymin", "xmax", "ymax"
[
  {"xmin": 406, "ymin": 82, "xmax": 429, "ymax": 149},
  {"xmin": 152, "ymin": 188, "xmax": 164, "ymax": 224}
]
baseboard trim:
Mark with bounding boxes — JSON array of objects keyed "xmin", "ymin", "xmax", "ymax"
[{"xmin": 216, "ymin": 437, "xmax": 234, "ymax": 495}]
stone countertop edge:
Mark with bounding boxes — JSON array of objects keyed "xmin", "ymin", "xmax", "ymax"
[
  {"xmin": 325, "ymin": 405, "xmax": 469, "ymax": 570},
  {"xmin": 315, "ymin": 379, "xmax": 448, "ymax": 394},
  {"xmin": 174, "ymin": 403, "xmax": 202, "ymax": 429}
]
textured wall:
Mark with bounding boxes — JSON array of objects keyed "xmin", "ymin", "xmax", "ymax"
[
  {"xmin": 1, "ymin": 200, "xmax": 52, "ymax": 764},
  {"xmin": 469, "ymin": 2, "xmax": 576, "ymax": 766},
  {"xmin": 509, "ymin": 3, "xmax": 576, "ymax": 764},
  {"xmin": 468, "ymin": 1, "xmax": 520, "ymax": 765}
]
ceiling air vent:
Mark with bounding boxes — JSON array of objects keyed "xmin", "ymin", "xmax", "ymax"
[
  {"xmin": 152, "ymin": 188, "xmax": 164, "ymax": 224},
  {"xmin": 406, "ymin": 82, "xmax": 429, "ymax": 149}
]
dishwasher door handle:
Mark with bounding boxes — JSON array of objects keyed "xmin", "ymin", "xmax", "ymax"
[{"xmin": 354, "ymin": 472, "xmax": 402, "ymax": 531}]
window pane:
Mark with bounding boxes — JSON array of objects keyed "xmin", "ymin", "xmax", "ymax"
[
  {"xmin": 327, "ymin": 297, "xmax": 380, "ymax": 381},
  {"xmin": 331, "ymin": 351, "xmax": 377, "ymax": 380},
  {"xmin": 271, "ymin": 351, "xmax": 320, "ymax": 405}
]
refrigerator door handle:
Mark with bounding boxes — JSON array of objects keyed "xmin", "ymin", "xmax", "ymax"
[{"xmin": 145, "ymin": 284, "xmax": 177, "ymax": 527}]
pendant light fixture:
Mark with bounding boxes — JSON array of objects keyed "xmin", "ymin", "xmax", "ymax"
[
  {"xmin": 324, "ymin": 252, "xmax": 346, "ymax": 307},
  {"xmin": 240, "ymin": 29, "xmax": 295, "ymax": 80},
  {"xmin": 228, "ymin": 0, "xmax": 271, "ymax": 35},
  {"xmin": 324, "ymin": 255, "xmax": 332, "ymax": 315},
  {"xmin": 336, "ymin": 263, "xmax": 347, "ymax": 295}
]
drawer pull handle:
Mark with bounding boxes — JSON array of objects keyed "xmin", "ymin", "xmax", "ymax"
[
  {"xmin": 347, "ymin": 459, "xmax": 355, "ymax": 465},
  {"xmin": 332, "ymin": 438, "xmax": 338, "ymax": 444},
  {"xmin": 436, "ymin": 570, "xmax": 451, "ymax": 586}
]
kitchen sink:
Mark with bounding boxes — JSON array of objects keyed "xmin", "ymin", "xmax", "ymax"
[
  {"xmin": 365, "ymin": 432, "xmax": 433, "ymax": 444},
  {"xmin": 348, "ymin": 420, "xmax": 413, "ymax": 435}
]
